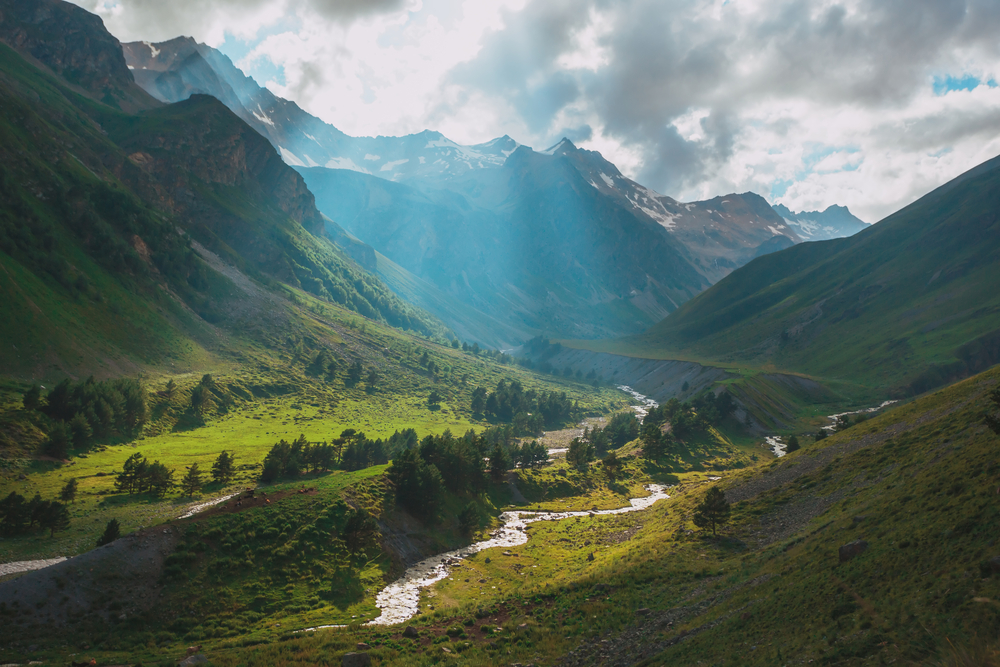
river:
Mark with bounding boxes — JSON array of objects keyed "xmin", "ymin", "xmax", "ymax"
[
  {"xmin": 301, "ymin": 483, "xmax": 670, "ymax": 631},
  {"xmin": 616, "ymin": 385, "xmax": 659, "ymax": 420}
]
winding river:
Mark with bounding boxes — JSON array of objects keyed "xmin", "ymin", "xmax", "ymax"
[{"xmin": 302, "ymin": 483, "xmax": 670, "ymax": 631}]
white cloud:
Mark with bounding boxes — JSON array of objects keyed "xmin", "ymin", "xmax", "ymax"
[{"xmin": 70, "ymin": 0, "xmax": 1000, "ymax": 221}]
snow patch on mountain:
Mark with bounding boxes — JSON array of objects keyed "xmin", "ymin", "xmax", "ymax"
[
  {"xmin": 279, "ymin": 147, "xmax": 306, "ymax": 167},
  {"xmin": 252, "ymin": 110, "xmax": 275, "ymax": 127},
  {"xmin": 324, "ymin": 156, "xmax": 371, "ymax": 173},
  {"xmin": 380, "ymin": 159, "xmax": 409, "ymax": 172}
]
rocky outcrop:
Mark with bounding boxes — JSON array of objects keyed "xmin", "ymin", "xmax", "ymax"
[
  {"xmin": 0, "ymin": 0, "xmax": 154, "ymax": 110},
  {"xmin": 838, "ymin": 539, "xmax": 869, "ymax": 562}
]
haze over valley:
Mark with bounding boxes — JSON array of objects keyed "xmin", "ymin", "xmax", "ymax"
[{"xmin": 0, "ymin": 1, "xmax": 998, "ymax": 666}]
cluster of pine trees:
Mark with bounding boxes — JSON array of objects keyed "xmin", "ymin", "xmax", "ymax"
[
  {"xmin": 0, "ymin": 491, "xmax": 71, "ymax": 537},
  {"xmin": 386, "ymin": 429, "xmax": 551, "ymax": 521},
  {"xmin": 387, "ymin": 430, "xmax": 487, "ymax": 521},
  {"xmin": 115, "ymin": 453, "xmax": 176, "ymax": 497},
  {"xmin": 24, "ymin": 377, "xmax": 149, "ymax": 458},
  {"xmin": 470, "ymin": 379, "xmax": 575, "ymax": 433},
  {"xmin": 260, "ymin": 431, "xmax": 389, "ymax": 482},
  {"xmin": 641, "ymin": 392, "xmax": 736, "ymax": 457},
  {"xmin": 116, "ymin": 450, "xmax": 235, "ymax": 497}
]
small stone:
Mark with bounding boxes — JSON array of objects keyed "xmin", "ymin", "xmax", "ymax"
[
  {"xmin": 441, "ymin": 646, "xmax": 452, "ymax": 653},
  {"xmin": 356, "ymin": 642, "xmax": 371, "ymax": 650},
  {"xmin": 485, "ymin": 557, "xmax": 491, "ymax": 564},
  {"xmin": 636, "ymin": 608, "xmax": 652, "ymax": 616},
  {"xmin": 179, "ymin": 655, "xmax": 210, "ymax": 666},
  {"xmin": 342, "ymin": 652, "xmax": 372, "ymax": 667},
  {"xmin": 838, "ymin": 540, "xmax": 869, "ymax": 563},
  {"xmin": 518, "ymin": 623, "xmax": 528, "ymax": 629},
  {"xmin": 402, "ymin": 626, "xmax": 419, "ymax": 638}
]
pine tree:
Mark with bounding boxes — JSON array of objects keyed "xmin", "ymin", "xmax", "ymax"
[
  {"xmin": 68, "ymin": 413, "xmax": 92, "ymax": 449},
  {"xmin": 786, "ymin": 435, "xmax": 801, "ymax": 453},
  {"xmin": 180, "ymin": 463, "xmax": 203, "ymax": 497},
  {"xmin": 40, "ymin": 501, "xmax": 70, "ymax": 537},
  {"xmin": 488, "ymin": 444, "xmax": 510, "ymax": 482},
  {"xmin": 165, "ymin": 379, "xmax": 176, "ymax": 396},
  {"xmin": 22, "ymin": 384, "xmax": 41, "ymax": 411},
  {"xmin": 59, "ymin": 478, "xmax": 78, "ymax": 504},
  {"xmin": 428, "ymin": 390, "xmax": 442, "ymax": 409},
  {"xmin": 458, "ymin": 502, "xmax": 479, "ymax": 535},
  {"xmin": 97, "ymin": 518, "xmax": 121, "ymax": 546},
  {"xmin": 43, "ymin": 423, "xmax": 71, "ymax": 460},
  {"xmin": 211, "ymin": 451, "xmax": 235, "ymax": 484},
  {"xmin": 693, "ymin": 487, "xmax": 731, "ymax": 537}
]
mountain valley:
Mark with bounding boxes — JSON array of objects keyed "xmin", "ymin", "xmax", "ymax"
[{"xmin": 0, "ymin": 2, "xmax": 998, "ymax": 666}]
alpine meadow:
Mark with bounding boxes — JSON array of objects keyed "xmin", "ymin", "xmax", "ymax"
[{"xmin": 1, "ymin": 1, "xmax": 999, "ymax": 666}]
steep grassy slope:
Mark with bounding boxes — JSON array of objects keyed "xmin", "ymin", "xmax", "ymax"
[
  {"xmin": 593, "ymin": 153, "xmax": 1000, "ymax": 396},
  {"xmin": 5, "ymin": 365, "xmax": 997, "ymax": 665},
  {"xmin": 0, "ymin": 12, "xmax": 445, "ymax": 381}
]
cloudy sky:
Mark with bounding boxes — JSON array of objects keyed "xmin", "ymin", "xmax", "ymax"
[{"xmin": 73, "ymin": 0, "xmax": 1000, "ymax": 222}]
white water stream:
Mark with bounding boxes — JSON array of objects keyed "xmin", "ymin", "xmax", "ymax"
[
  {"xmin": 617, "ymin": 385, "xmax": 659, "ymax": 420},
  {"xmin": 301, "ymin": 483, "xmax": 670, "ymax": 632},
  {"xmin": 823, "ymin": 400, "xmax": 898, "ymax": 431}
]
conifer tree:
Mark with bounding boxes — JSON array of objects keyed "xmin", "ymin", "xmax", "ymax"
[
  {"xmin": 786, "ymin": 435, "xmax": 801, "ymax": 453},
  {"xmin": 22, "ymin": 385, "xmax": 41, "ymax": 411},
  {"xmin": 97, "ymin": 518, "xmax": 121, "ymax": 546},
  {"xmin": 180, "ymin": 463, "xmax": 203, "ymax": 497},
  {"xmin": 59, "ymin": 478, "xmax": 78, "ymax": 504},
  {"xmin": 693, "ymin": 487, "xmax": 731, "ymax": 537},
  {"xmin": 39, "ymin": 501, "xmax": 70, "ymax": 537},
  {"xmin": 211, "ymin": 450, "xmax": 235, "ymax": 484}
]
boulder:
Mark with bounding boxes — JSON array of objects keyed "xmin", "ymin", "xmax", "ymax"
[
  {"xmin": 356, "ymin": 642, "xmax": 371, "ymax": 650},
  {"xmin": 484, "ymin": 557, "xmax": 491, "ymax": 564},
  {"xmin": 342, "ymin": 652, "xmax": 371, "ymax": 667},
  {"xmin": 839, "ymin": 540, "xmax": 869, "ymax": 562},
  {"xmin": 402, "ymin": 625, "xmax": 419, "ymax": 638},
  {"xmin": 587, "ymin": 552, "xmax": 595, "ymax": 562},
  {"xmin": 178, "ymin": 655, "xmax": 209, "ymax": 666}
]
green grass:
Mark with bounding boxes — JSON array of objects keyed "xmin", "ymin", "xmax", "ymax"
[
  {"xmin": 572, "ymin": 157, "xmax": 1000, "ymax": 399},
  {"xmin": 90, "ymin": 363, "xmax": 993, "ymax": 667}
]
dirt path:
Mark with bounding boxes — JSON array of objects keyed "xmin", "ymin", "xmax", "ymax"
[{"xmin": 0, "ymin": 557, "xmax": 68, "ymax": 577}]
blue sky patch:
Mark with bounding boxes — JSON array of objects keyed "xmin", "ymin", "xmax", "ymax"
[{"xmin": 931, "ymin": 74, "xmax": 998, "ymax": 95}]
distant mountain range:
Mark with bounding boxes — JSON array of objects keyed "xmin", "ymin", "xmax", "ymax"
[
  {"xmin": 0, "ymin": 0, "xmax": 447, "ymax": 379},
  {"xmin": 122, "ymin": 37, "xmax": 868, "ymax": 346},
  {"xmin": 622, "ymin": 155, "xmax": 1000, "ymax": 395},
  {"xmin": 772, "ymin": 203, "xmax": 869, "ymax": 241}
]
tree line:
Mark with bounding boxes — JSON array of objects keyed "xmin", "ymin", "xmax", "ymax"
[
  {"xmin": 470, "ymin": 379, "xmax": 575, "ymax": 434},
  {"xmin": 640, "ymin": 391, "xmax": 736, "ymax": 458},
  {"xmin": 260, "ymin": 431, "xmax": 389, "ymax": 482},
  {"xmin": 116, "ymin": 450, "xmax": 236, "ymax": 497},
  {"xmin": 0, "ymin": 491, "xmax": 71, "ymax": 537},
  {"xmin": 24, "ymin": 376, "xmax": 149, "ymax": 458}
]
